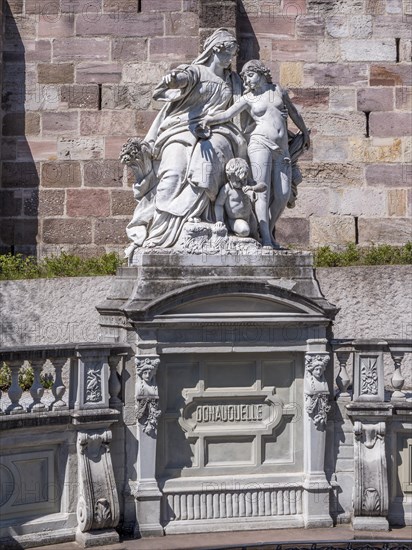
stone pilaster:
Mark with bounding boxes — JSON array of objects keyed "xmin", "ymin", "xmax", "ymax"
[{"xmin": 302, "ymin": 339, "xmax": 333, "ymax": 528}]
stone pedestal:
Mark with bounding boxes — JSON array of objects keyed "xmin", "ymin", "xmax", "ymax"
[
  {"xmin": 97, "ymin": 249, "xmax": 337, "ymax": 536},
  {"xmin": 347, "ymin": 403, "xmax": 393, "ymax": 531}
]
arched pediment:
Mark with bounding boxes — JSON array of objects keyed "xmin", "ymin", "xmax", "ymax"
[{"xmin": 125, "ymin": 280, "xmax": 331, "ymax": 321}]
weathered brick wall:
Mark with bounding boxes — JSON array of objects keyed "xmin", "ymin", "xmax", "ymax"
[
  {"xmin": 238, "ymin": 0, "xmax": 412, "ymax": 247},
  {"xmin": 1, "ymin": 0, "xmax": 411, "ymax": 255}
]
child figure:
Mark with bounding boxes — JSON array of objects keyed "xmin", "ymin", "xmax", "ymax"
[
  {"xmin": 215, "ymin": 158, "xmax": 265, "ymax": 239},
  {"xmin": 202, "ymin": 60, "xmax": 310, "ymax": 247}
]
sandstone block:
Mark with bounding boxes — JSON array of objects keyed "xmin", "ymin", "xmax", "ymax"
[
  {"xmin": 300, "ymin": 161, "xmax": 364, "ymax": 188},
  {"xmin": 165, "ymin": 12, "xmax": 199, "ymax": 36},
  {"xmin": 0, "ymin": 219, "xmax": 38, "ymax": 245},
  {"xmin": 357, "ymin": 88, "xmax": 394, "ymax": 111},
  {"xmin": 303, "ymin": 111, "xmax": 365, "ymax": 136},
  {"xmin": 6, "ymin": 0, "xmax": 23, "ymax": 15},
  {"xmin": 53, "ymin": 38, "xmax": 110, "ymax": 61},
  {"xmin": 41, "ymin": 161, "xmax": 82, "ymax": 187},
  {"xmin": 2, "ymin": 138, "xmax": 17, "ymax": 161},
  {"xmin": 329, "ymin": 188, "xmax": 387, "ymax": 217},
  {"xmin": 3, "ymin": 112, "xmax": 40, "ymax": 136},
  {"xmin": 341, "ymin": 39, "xmax": 396, "ymax": 62},
  {"xmin": 83, "ymin": 160, "xmax": 123, "ymax": 187},
  {"xmin": 23, "ymin": 188, "xmax": 39, "ymax": 217},
  {"xmin": 0, "ymin": 190, "xmax": 23, "ymax": 216},
  {"xmin": 136, "ymin": 110, "xmax": 158, "ymax": 136},
  {"xmin": 76, "ymin": 62, "xmax": 122, "ymax": 84},
  {"xmin": 326, "ymin": 15, "xmax": 372, "ymax": 38},
  {"xmin": 111, "ymin": 189, "xmax": 135, "ymax": 216},
  {"xmin": 5, "ymin": 14, "xmax": 36, "ymax": 40},
  {"xmin": 76, "ymin": 13, "xmax": 164, "ymax": 37},
  {"xmin": 141, "ymin": 0, "xmax": 182, "ymax": 10},
  {"xmin": 395, "ymin": 86, "xmax": 412, "ymax": 111},
  {"xmin": 38, "ymin": 15, "xmax": 74, "ymax": 38},
  {"xmin": 104, "ymin": 137, "xmax": 130, "ymax": 159},
  {"xmin": 399, "ymin": 39, "xmax": 412, "ymax": 62},
  {"xmin": 122, "ymin": 62, "xmax": 170, "ymax": 85},
  {"xmin": 296, "ymin": 15, "xmax": 325, "ymax": 37},
  {"xmin": 288, "ymin": 87, "xmax": 329, "ymax": 110},
  {"xmin": 386, "ymin": 0, "xmax": 403, "ymax": 13},
  {"xmin": 2, "ymin": 162, "xmax": 39, "ymax": 188},
  {"xmin": 239, "ymin": 15, "xmax": 295, "ymax": 36},
  {"xmin": 365, "ymin": 163, "xmax": 411, "ymax": 186},
  {"xmin": 57, "ymin": 138, "xmax": 104, "ymax": 160},
  {"xmin": 312, "ymin": 136, "xmax": 349, "ymax": 162},
  {"xmin": 149, "ymin": 37, "xmax": 199, "ymax": 62},
  {"xmin": 329, "ymin": 88, "xmax": 357, "ymax": 111},
  {"xmin": 103, "ymin": 0, "xmax": 139, "ymax": 12},
  {"xmin": 370, "ymin": 64, "xmax": 412, "ymax": 86},
  {"xmin": 275, "ymin": 218, "xmax": 310, "ymax": 246},
  {"xmin": 94, "ymin": 218, "xmax": 129, "ymax": 244},
  {"xmin": 308, "ymin": 0, "xmax": 364, "ymax": 15},
  {"xmin": 37, "ymin": 189, "xmax": 65, "ymax": 217},
  {"xmin": 317, "ymin": 40, "xmax": 340, "ymax": 62},
  {"xmin": 304, "ymin": 63, "xmax": 368, "ymax": 87},
  {"xmin": 271, "ymin": 39, "xmax": 317, "ymax": 62},
  {"xmin": 80, "ymin": 111, "xmax": 136, "ymax": 136},
  {"xmin": 358, "ymin": 218, "xmax": 412, "ymax": 244},
  {"xmin": 61, "ymin": 84, "xmax": 100, "ymax": 109},
  {"xmin": 43, "ymin": 218, "xmax": 92, "ymax": 244},
  {"xmin": 280, "ymin": 62, "xmax": 303, "ymax": 87},
  {"xmin": 112, "ymin": 38, "xmax": 148, "ymax": 62},
  {"xmin": 403, "ymin": 136, "xmax": 412, "ymax": 163},
  {"xmin": 60, "ymin": 0, "xmax": 102, "ymax": 12},
  {"xmin": 372, "ymin": 15, "xmax": 412, "ymax": 38},
  {"xmin": 369, "ymin": 112, "xmax": 412, "ymax": 137},
  {"xmin": 25, "ymin": 84, "xmax": 61, "ymax": 112},
  {"xmin": 17, "ymin": 139, "xmax": 57, "ymax": 161},
  {"xmin": 101, "ymin": 84, "xmax": 152, "ymax": 110},
  {"xmin": 38, "ymin": 63, "xmax": 74, "ymax": 84},
  {"xmin": 388, "ymin": 189, "xmax": 408, "ymax": 216},
  {"xmin": 200, "ymin": 2, "xmax": 236, "ymax": 28},
  {"xmin": 349, "ymin": 137, "xmax": 402, "ymax": 163},
  {"xmin": 310, "ymin": 217, "xmax": 356, "ymax": 247},
  {"xmin": 67, "ymin": 189, "xmax": 110, "ymax": 217},
  {"xmin": 42, "ymin": 112, "xmax": 79, "ymax": 135},
  {"xmin": 282, "ymin": 187, "xmax": 331, "ymax": 218},
  {"xmin": 22, "ymin": 40, "xmax": 52, "ymax": 63},
  {"xmin": 25, "ymin": 0, "xmax": 60, "ymax": 13},
  {"xmin": 282, "ymin": 0, "xmax": 307, "ymax": 16}
]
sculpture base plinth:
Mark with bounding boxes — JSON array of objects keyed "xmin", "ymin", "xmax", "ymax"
[
  {"xmin": 352, "ymin": 516, "xmax": 389, "ymax": 531},
  {"xmin": 75, "ymin": 528, "xmax": 119, "ymax": 548}
]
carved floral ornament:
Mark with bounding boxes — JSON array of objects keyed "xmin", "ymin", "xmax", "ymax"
[
  {"xmin": 304, "ymin": 353, "xmax": 331, "ymax": 429},
  {"xmin": 135, "ymin": 356, "xmax": 161, "ymax": 436}
]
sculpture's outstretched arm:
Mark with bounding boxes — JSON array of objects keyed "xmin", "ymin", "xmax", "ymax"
[{"xmin": 203, "ymin": 96, "xmax": 248, "ymax": 127}]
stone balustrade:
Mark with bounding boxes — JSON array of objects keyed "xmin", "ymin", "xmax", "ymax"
[
  {"xmin": 0, "ymin": 343, "xmax": 130, "ymax": 417},
  {"xmin": 332, "ymin": 339, "xmax": 411, "ymax": 402}
]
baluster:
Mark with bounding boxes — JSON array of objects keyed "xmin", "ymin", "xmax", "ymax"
[
  {"xmin": 108, "ymin": 355, "xmax": 122, "ymax": 407},
  {"xmin": 6, "ymin": 360, "xmax": 25, "ymax": 414},
  {"xmin": 29, "ymin": 359, "xmax": 47, "ymax": 412},
  {"xmin": 336, "ymin": 351, "xmax": 351, "ymax": 398},
  {"xmin": 51, "ymin": 357, "xmax": 68, "ymax": 410},
  {"xmin": 390, "ymin": 350, "xmax": 406, "ymax": 400}
]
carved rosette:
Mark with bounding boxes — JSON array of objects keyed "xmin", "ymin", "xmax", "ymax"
[
  {"xmin": 76, "ymin": 430, "xmax": 119, "ymax": 533},
  {"xmin": 304, "ymin": 353, "xmax": 331, "ymax": 430},
  {"xmin": 360, "ymin": 357, "xmax": 378, "ymax": 396},
  {"xmin": 135, "ymin": 356, "xmax": 161, "ymax": 436}
]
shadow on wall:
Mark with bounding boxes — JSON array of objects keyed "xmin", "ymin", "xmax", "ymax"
[
  {"xmin": 236, "ymin": 0, "xmax": 260, "ymax": 69},
  {"xmin": 1, "ymin": 1, "xmax": 39, "ymax": 256}
]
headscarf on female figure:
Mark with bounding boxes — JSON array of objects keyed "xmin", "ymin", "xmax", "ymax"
[{"xmin": 126, "ymin": 28, "xmax": 247, "ymax": 249}]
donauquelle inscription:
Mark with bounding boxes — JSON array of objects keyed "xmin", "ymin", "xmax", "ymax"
[{"xmin": 196, "ymin": 403, "xmax": 264, "ymax": 423}]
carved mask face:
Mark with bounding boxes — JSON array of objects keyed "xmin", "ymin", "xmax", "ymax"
[
  {"xmin": 313, "ymin": 365, "xmax": 324, "ymax": 380},
  {"xmin": 141, "ymin": 368, "xmax": 152, "ymax": 382}
]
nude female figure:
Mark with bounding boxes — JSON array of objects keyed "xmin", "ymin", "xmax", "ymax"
[{"xmin": 201, "ymin": 60, "xmax": 310, "ymax": 247}]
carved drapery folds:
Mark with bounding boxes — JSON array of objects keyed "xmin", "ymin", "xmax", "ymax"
[
  {"xmin": 76, "ymin": 430, "xmax": 119, "ymax": 533},
  {"xmin": 304, "ymin": 353, "xmax": 331, "ymax": 429},
  {"xmin": 135, "ymin": 356, "xmax": 161, "ymax": 437}
]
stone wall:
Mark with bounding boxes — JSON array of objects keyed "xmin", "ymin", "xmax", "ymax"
[
  {"xmin": 0, "ymin": 265, "xmax": 411, "ymax": 387},
  {"xmin": 0, "ymin": 0, "xmax": 411, "ymax": 255}
]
